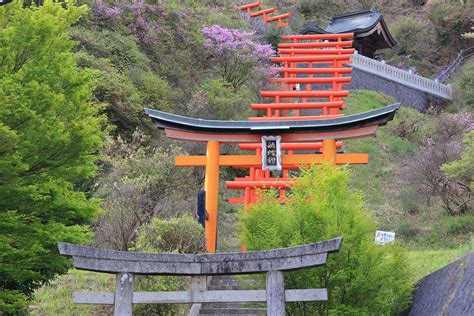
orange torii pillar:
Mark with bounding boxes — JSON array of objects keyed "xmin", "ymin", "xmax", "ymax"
[
  {"xmin": 323, "ymin": 139, "xmax": 337, "ymax": 166},
  {"xmin": 205, "ymin": 141, "xmax": 220, "ymax": 253}
]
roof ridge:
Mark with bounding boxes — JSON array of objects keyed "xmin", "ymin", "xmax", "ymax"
[{"xmin": 330, "ymin": 9, "xmax": 378, "ymax": 23}]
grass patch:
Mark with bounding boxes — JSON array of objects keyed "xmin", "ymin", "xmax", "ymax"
[
  {"xmin": 344, "ymin": 90, "xmax": 397, "ymax": 114},
  {"xmin": 30, "ymin": 269, "xmax": 114, "ymax": 316},
  {"xmin": 406, "ymin": 241, "xmax": 472, "ymax": 283},
  {"xmin": 30, "ymin": 270, "xmax": 190, "ymax": 315},
  {"xmin": 396, "ymin": 212, "xmax": 474, "ymax": 249}
]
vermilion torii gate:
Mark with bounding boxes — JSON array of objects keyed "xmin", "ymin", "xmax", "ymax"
[
  {"xmin": 239, "ymin": 2, "xmax": 291, "ymax": 27},
  {"xmin": 145, "ymin": 105, "xmax": 399, "ymax": 253}
]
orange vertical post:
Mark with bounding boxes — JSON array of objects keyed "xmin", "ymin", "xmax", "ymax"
[
  {"xmin": 205, "ymin": 141, "xmax": 220, "ymax": 253},
  {"xmin": 322, "ymin": 139, "xmax": 337, "ymax": 166}
]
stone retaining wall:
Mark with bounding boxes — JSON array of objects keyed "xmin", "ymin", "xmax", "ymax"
[{"xmin": 348, "ymin": 67, "xmax": 446, "ymax": 111}]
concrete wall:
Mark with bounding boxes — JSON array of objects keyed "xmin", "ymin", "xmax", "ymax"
[{"xmin": 409, "ymin": 252, "xmax": 473, "ymax": 316}]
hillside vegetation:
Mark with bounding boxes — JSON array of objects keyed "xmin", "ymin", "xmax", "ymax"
[{"xmin": 0, "ymin": 0, "xmax": 472, "ymax": 315}]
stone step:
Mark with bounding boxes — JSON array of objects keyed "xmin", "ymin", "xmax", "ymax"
[
  {"xmin": 202, "ymin": 302, "xmax": 246, "ymax": 309},
  {"xmin": 209, "ymin": 278, "xmax": 240, "ymax": 284},
  {"xmin": 207, "ymin": 285, "xmax": 241, "ymax": 291},
  {"xmin": 209, "ymin": 280, "xmax": 240, "ymax": 287},
  {"xmin": 198, "ymin": 276, "xmax": 266, "ymax": 316},
  {"xmin": 199, "ymin": 307, "xmax": 266, "ymax": 315}
]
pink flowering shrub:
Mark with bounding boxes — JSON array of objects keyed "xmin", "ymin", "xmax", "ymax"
[{"xmin": 202, "ymin": 25, "xmax": 277, "ymax": 91}]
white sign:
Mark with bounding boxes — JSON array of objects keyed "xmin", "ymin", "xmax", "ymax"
[
  {"xmin": 375, "ymin": 230, "xmax": 395, "ymax": 245},
  {"xmin": 261, "ymin": 136, "xmax": 282, "ymax": 171}
]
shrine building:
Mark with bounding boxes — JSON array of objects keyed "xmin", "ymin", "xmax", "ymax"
[{"xmin": 301, "ymin": 9, "xmax": 397, "ymax": 59}]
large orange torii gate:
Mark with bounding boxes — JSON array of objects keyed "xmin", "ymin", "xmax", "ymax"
[{"xmin": 145, "ymin": 105, "xmax": 399, "ymax": 253}]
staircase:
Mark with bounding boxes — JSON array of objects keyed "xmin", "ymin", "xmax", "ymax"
[
  {"xmin": 197, "ymin": 276, "xmax": 266, "ymax": 316},
  {"xmin": 435, "ymin": 46, "xmax": 474, "ymax": 82}
]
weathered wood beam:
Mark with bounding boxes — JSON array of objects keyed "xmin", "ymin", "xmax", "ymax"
[
  {"xmin": 72, "ymin": 289, "xmax": 328, "ymax": 305},
  {"xmin": 266, "ymin": 270, "xmax": 285, "ymax": 316},
  {"xmin": 58, "ymin": 238, "xmax": 341, "ymax": 275}
]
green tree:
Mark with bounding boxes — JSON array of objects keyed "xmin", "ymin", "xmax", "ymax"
[
  {"xmin": 94, "ymin": 130, "xmax": 192, "ymax": 251},
  {"xmin": 240, "ymin": 165, "xmax": 412, "ymax": 315},
  {"xmin": 0, "ymin": 1, "xmax": 105, "ymax": 312}
]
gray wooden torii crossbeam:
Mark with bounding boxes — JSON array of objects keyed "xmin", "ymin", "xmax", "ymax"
[{"xmin": 58, "ymin": 237, "xmax": 342, "ymax": 316}]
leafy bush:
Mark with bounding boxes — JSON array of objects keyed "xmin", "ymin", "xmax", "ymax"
[
  {"xmin": 132, "ymin": 214, "xmax": 204, "ymax": 315},
  {"xmin": 427, "ymin": 1, "xmax": 473, "ymax": 47},
  {"xmin": 240, "ymin": 165, "xmax": 412, "ymax": 315},
  {"xmin": 135, "ymin": 214, "xmax": 204, "ymax": 253},
  {"xmin": 185, "ymin": 78, "xmax": 253, "ymax": 120}
]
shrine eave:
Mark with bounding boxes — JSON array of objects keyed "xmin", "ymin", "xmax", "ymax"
[
  {"xmin": 301, "ymin": 10, "xmax": 397, "ymax": 48},
  {"xmin": 144, "ymin": 103, "xmax": 400, "ymax": 142}
]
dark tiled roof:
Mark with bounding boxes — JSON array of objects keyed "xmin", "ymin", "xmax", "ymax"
[
  {"xmin": 301, "ymin": 22, "xmax": 330, "ymax": 35},
  {"xmin": 327, "ymin": 9, "xmax": 381, "ymax": 33},
  {"xmin": 300, "ymin": 9, "xmax": 397, "ymax": 47},
  {"xmin": 144, "ymin": 104, "xmax": 400, "ymax": 135},
  {"xmin": 0, "ymin": 0, "xmax": 13, "ymax": 6}
]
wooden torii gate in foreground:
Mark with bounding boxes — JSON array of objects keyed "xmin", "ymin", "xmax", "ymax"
[{"xmin": 58, "ymin": 237, "xmax": 342, "ymax": 316}]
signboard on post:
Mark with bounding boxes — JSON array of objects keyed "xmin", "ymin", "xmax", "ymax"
[
  {"xmin": 375, "ymin": 231, "xmax": 395, "ymax": 245},
  {"xmin": 262, "ymin": 136, "xmax": 282, "ymax": 171}
]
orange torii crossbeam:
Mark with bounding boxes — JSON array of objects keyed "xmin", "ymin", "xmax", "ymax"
[{"xmin": 239, "ymin": 1, "xmax": 291, "ymax": 27}]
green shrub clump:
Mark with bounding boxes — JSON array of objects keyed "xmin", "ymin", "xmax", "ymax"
[
  {"xmin": 132, "ymin": 214, "xmax": 204, "ymax": 315},
  {"xmin": 240, "ymin": 165, "xmax": 412, "ymax": 315}
]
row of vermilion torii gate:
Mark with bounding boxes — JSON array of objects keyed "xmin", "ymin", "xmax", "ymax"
[{"xmin": 173, "ymin": 3, "xmax": 369, "ymax": 253}]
